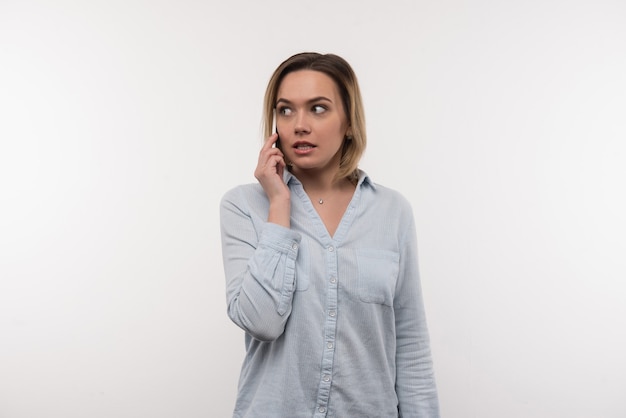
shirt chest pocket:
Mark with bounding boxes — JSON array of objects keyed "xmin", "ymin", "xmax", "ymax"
[{"xmin": 356, "ymin": 249, "xmax": 400, "ymax": 306}]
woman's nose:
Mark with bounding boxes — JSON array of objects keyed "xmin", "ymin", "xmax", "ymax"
[{"xmin": 294, "ymin": 112, "xmax": 310, "ymax": 134}]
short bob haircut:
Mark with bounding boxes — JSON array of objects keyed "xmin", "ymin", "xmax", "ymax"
[{"xmin": 263, "ymin": 52, "xmax": 366, "ymax": 183}]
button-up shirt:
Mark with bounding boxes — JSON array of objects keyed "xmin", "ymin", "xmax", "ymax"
[{"xmin": 220, "ymin": 170, "xmax": 439, "ymax": 418}]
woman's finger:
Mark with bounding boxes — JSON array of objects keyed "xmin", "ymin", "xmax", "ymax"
[
  {"xmin": 261, "ymin": 133, "xmax": 279, "ymax": 152},
  {"xmin": 259, "ymin": 147, "xmax": 283, "ymax": 164}
]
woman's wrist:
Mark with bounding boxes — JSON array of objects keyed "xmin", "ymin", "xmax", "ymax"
[{"xmin": 267, "ymin": 199, "xmax": 291, "ymax": 228}]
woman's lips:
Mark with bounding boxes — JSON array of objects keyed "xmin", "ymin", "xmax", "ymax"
[{"xmin": 293, "ymin": 142, "xmax": 316, "ymax": 155}]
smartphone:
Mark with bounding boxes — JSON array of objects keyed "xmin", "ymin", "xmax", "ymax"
[{"xmin": 272, "ymin": 109, "xmax": 281, "ymax": 150}]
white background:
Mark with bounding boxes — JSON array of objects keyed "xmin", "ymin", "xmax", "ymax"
[{"xmin": 1, "ymin": 1, "xmax": 625, "ymax": 417}]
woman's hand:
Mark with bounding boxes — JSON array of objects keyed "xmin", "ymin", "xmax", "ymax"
[
  {"xmin": 254, "ymin": 133, "xmax": 289, "ymax": 200},
  {"xmin": 254, "ymin": 134, "xmax": 291, "ymax": 227}
]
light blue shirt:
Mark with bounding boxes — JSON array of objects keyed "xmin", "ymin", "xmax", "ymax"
[{"xmin": 220, "ymin": 170, "xmax": 439, "ymax": 418}]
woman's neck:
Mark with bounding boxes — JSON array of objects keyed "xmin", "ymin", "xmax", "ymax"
[{"xmin": 292, "ymin": 167, "xmax": 340, "ymax": 194}]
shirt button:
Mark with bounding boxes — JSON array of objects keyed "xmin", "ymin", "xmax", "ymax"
[
  {"xmin": 330, "ymin": 277, "xmax": 336, "ymax": 284},
  {"xmin": 329, "ymin": 310, "xmax": 336, "ymax": 317},
  {"xmin": 327, "ymin": 342, "xmax": 333, "ymax": 349},
  {"xmin": 292, "ymin": 243, "xmax": 298, "ymax": 250},
  {"xmin": 328, "ymin": 246, "xmax": 334, "ymax": 252},
  {"xmin": 323, "ymin": 375, "xmax": 330, "ymax": 382},
  {"xmin": 318, "ymin": 406, "xmax": 326, "ymax": 413}
]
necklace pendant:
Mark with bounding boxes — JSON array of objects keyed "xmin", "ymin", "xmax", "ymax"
[{"xmin": 318, "ymin": 198, "xmax": 324, "ymax": 204}]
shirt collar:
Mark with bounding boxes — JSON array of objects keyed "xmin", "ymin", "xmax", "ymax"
[{"xmin": 284, "ymin": 169, "xmax": 376, "ymax": 190}]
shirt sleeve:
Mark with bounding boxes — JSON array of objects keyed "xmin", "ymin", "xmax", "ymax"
[
  {"xmin": 220, "ymin": 187, "xmax": 301, "ymax": 342},
  {"xmin": 394, "ymin": 212, "xmax": 440, "ymax": 417}
]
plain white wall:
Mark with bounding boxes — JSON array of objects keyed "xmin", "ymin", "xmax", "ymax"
[{"xmin": 1, "ymin": 0, "xmax": 625, "ymax": 417}]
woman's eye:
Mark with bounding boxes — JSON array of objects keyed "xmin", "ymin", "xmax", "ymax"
[
  {"xmin": 278, "ymin": 107, "xmax": 293, "ymax": 116},
  {"xmin": 312, "ymin": 105, "xmax": 326, "ymax": 114}
]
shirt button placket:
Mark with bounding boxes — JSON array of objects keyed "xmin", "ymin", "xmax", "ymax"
[{"xmin": 315, "ymin": 242, "xmax": 338, "ymax": 417}]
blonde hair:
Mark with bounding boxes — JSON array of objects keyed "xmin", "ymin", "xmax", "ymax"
[{"xmin": 262, "ymin": 52, "xmax": 366, "ymax": 183}]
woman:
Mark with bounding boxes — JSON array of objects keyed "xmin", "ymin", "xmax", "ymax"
[{"xmin": 220, "ymin": 52, "xmax": 439, "ymax": 417}]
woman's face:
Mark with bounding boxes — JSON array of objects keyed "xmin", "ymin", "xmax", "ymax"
[{"xmin": 275, "ymin": 70, "xmax": 350, "ymax": 175}]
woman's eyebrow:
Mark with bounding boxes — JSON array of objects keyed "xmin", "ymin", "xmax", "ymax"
[{"xmin": 276, "ymin": 96, "xmax": 333, "ymax": 105}]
